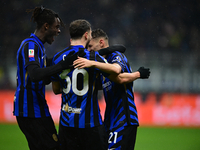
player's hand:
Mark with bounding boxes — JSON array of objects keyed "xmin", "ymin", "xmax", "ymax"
[
  {"xmin": 78, "ymin": 48, "xmax": 86, "ymax": 57},
  {"xmin": 60, "ymin": 51, "xmax": 78, "ymax": 69},
  {"xmin": 43, "ymin": 77, "xmax": 51, "ymax": 85},
  {"xmin": 73, "ymin": 57, "xmax": 94, "ymax": 69},
  {"xmin": 98, "ymin": 44, "xmax": 126, "ymax": 55},
  {"xmin": 137, "ymin": 67, "xmax": 150, "ymax": 79}
]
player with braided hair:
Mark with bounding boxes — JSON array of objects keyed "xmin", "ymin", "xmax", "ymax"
[{"xmin": 13, "ymin": 6, "xmax": 75, "ymax": 150}]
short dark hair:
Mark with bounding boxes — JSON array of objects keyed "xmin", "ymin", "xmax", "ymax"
[
  {"xmin": 92, "ymin": 28, "xmax": 109, "ymax": 40},
  {"xmin": 69, "ymin": 19, "xmax": 91, "ymax": 39},
  {"xmin": 27, "ymin": 6, "xmax": 64, "ymax": 29}
]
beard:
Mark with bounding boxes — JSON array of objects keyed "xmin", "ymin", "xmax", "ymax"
[{"xmin": 85, "ymin": 39, "xmax": 91, "ymax": 49}]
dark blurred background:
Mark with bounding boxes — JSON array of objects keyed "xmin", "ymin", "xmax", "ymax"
[{"xmin": 1, "ymin": 0, "xmax": 200, "ymax": 94}]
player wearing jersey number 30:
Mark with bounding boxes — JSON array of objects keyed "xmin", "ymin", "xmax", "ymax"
[{"xmin": 51, "ymin": 19, "xmax": 124, "ymax": 150}]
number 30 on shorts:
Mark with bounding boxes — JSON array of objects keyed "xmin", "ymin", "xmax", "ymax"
[{"xmin": 59, "ymin": 68, "xmax": 89, "ymax": 96}]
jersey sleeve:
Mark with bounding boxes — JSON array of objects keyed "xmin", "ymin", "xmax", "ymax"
[
  {"xmin": 50, "ymin": 56, "xmax": 58, "ymax": 81},
  {"xmin": 109, "ymin": 52, "xmax": 127, "ymax": 73},
  {"xmin": 24, "ymin": 41, "xmax": 40, "ymax": 68}
]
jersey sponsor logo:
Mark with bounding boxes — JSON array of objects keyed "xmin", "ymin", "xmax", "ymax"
[
  {"xmin": 29, "ymin": 49, "xmax": 34, "ymax": 57},
  {"xmin": 62, "ymin": 103, "xmax": 82, "ymax": 114},
  {"xmin": 102, "ymin": 81, "xmax": 112, "ymax": 88},
  {"xmin": 102, "ymin": 81, "xmax": 112, "ymax": 91}
]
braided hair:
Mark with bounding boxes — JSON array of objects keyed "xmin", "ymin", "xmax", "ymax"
[{"xmin": 26, "ymin": 6, "xmax": 65, "ymax": 29}]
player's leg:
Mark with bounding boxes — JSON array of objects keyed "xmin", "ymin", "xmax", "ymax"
[
  {"xmin": 59, "ymin": 124, "xmax": 81, "ymax": 150},
  {"xmin": 80, "ymin": 125, "xmax": 108, "ymax": 150},
  {"xmin": 16, "ymin": 116, "xmax": 41, "ymax": 150},
  {"xmin": 107, "ymin": 125, "xmax": 138, "ymax": 150},
  {"xmin": 16, "ymin": 116, "xmax": 60, "ymax": 150},
  {"xmin": 120, "ymin": 125, "xmax": 138, "ymax": 150},
  {"xmin": 36, "ymin": 116, "xmax": 60, "ymax": 150}
]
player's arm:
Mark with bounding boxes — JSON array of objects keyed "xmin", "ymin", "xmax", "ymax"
[
  {"xmin": 46, "ymin": 56, "xmax": 53, "ymax": 67},
  {"xmin": 52, "ymin": 81, "xmax": 62, "ymax": 94},
  {"xmin": 98, "ymin": 44, "xmax": 126, "ymax": 55},
  {"xmin": 73, "ymin": 57, "xmax": 121, "ymax": 75},
  {"xmin": 42, "ymin": 56, "xmax": 54, "ymax": 85},
  {"xmin": 108, "ymin": 71, "xmax": 140, "ymax": 84},
  {"xmin": 109, "ymin": 67, "xmax": 150, "ymax": 84},
  {"xmin": 27, "ymin": 51, "xmax": 77, "ymax": 82}
]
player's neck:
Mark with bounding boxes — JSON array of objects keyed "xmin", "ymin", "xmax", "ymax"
[
  {"xmin": 70, "ymin": 39, "xmax": 87, "ymax": 48},
  {"xmin": 101, "ymin": 44, "xmax": 109, "ymax": 50},
  {"xmin": 34, "ymin": 29, "xmax": 45, "ymax": 44}
]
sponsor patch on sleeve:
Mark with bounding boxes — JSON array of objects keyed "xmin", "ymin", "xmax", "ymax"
[{"xmin": 29, "ymin": 49, "xmax": 34, "ymax": 57}]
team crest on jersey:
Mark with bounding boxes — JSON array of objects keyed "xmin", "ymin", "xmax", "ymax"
[
  {"xmin": 62, "ymin": 103, "xmax": 82, "ymax": 114},
  {"xmin": 29, "ymin": 49, "xmax": 34, "ymax": 57},
  {"xmin": 112, "ymin": 56, "xmax": 121, "ymax": 63}
]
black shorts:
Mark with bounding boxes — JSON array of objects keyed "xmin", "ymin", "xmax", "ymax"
[
  {"xmin": 59, "ymin": 124, "xmax": 108, "ymax": 150},
  {"xmin": 16, "ymin": 116, "xmax": 60, "ymax": 150},
  {"xmin": 108, "ymin": 125, "xmax": 138, "ymax": 150}
]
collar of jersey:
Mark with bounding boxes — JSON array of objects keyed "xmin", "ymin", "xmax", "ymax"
[
  {"xmin": 30, "ymin": 33, "xmax": 45, "ymax": 49},
  {"xmin": 70, "ymin": 45, "xmax": 85, "ymax": 49}
]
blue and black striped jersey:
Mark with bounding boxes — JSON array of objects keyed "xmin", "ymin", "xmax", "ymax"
[
  {"xmin": 14, "ymin": 33, "xmax": 51, "ymax": 118},
  {"xmin": 52, "ymin": 45, "xmax": 107, "ymax": 128},
  {"xmin": 102, "ymin": 51, "xmax": 139, "ymax": 131}
]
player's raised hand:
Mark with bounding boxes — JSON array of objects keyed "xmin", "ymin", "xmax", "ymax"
[
  {"xmin": 73, "ymin": 57, "xmax": 94, "ymax": 69},
  {"xmin": 137, "ymin": 67, "xmax": 150, "ymax": 79}
]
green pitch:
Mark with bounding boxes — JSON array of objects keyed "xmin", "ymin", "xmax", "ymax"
[
  {"xmin": 135, "ymin": 126, "xmax": 200, "ymax": 150},
  {"xmin": 0, "ymin": 124, "xmax": 200, "ymax": 150}
]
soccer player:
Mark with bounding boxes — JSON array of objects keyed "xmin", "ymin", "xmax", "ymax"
[
  {"xmin": 13, "ymin": 6, "xmax": 76, "ymax": 150},
  {"xmin": 51, "ymin": 19, "xmax": 123, "ymax": 150},
  {"xmin": 73, "ymin": 28, "xmax": 150, "ymax": 150}
]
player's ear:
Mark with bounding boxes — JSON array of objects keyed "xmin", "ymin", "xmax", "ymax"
[
  {"xmin": 84, "ymin": 32, "xmax": 88, "ymax": 40},
  {"xmin": 44, "ymin": 23, "xmax": 49, "ymax": 30},
  {"xmin": 99, "ymin": 39, "xmax": 104, "ymax": 47}
]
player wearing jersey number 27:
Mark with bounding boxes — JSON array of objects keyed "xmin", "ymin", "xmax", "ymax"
[{"xmin": 73, "ymin": 28, "xmax": 150, "ymax": 150}]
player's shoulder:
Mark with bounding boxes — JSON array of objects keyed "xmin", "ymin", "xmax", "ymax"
[
  {"xmin": 53, "ymin": 46, "xmax": 71, "ymax": 61},
  {"xmin": 79, "ymin": 49, "xmax": 95, "ymax": 59},
  {"xmin": 108, "ymin": 52, "xmax": 129, "ymax": 66},
  {"xmin": 21, "ymin": 37, "xmax": 38, "ymax": 46},
  {"xmin": 115, "ymin": 51, "xmax": 128, "ymax": 60},
  {"xmin": 53, "ymin": 45, "xmax": 82, "ymax": 62},
  {"xmin": 111, "ymin": 51, "xmax": 124, "ymax": 56},
  {"xmin": 19, "ymin": 37, "xmax": 41, "ymax": 53},
  {"xmin": 107, "ymin": 51, "xmax": 125, "ymax": 59}
]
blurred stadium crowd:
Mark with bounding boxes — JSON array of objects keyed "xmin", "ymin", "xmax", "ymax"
[{"xmin": 1, "ymin": 0, "xmax": 200, "ymax": 93}]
